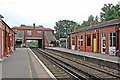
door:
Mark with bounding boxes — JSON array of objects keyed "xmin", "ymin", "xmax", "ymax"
[
  {"xmin": 101, "ymin": 33, "xmax": 106, "ymax": 54},
  {"xmin": 109, "ymin": 32, "xmax": 116, "ymax": 55},
  {"xmin": 93, "ymin": 34, "xmax": 96, "ymax": 52},
  {"xmin": 71, "ymin": 37, "xmax": 75, "ymax": 49},
  {"xmin": 78, "ymin": 37, "xmax": 80, "ymax": 50}
]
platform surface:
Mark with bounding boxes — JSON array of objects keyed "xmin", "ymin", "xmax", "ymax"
[
  {"xmin": 2, "ymin": 48, "xmax": 51, "ymax": 78},
  {"xmin": 46, "ymin": 47, "xmax": 119, "ymax": 63}
]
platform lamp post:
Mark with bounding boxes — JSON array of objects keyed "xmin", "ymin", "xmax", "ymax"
[
  {"xmin": 64, "ymin": 25, "xmax": 68, "ymax": 48},
  {"xmin": 65, "ymin": 25, "xmax": 70, "ymax": 49},
  {"xmin": 67, "ymin": 33, "xmax": 70, "ymax": 49}
]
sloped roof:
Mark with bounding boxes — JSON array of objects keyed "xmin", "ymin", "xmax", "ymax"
[
  {"xmin": 0, "ymin": 19, "xmax": 15, "ymax": 33},
  {"xmin": 72, "ymin": 18, "xmax": 120, "ymax": 34},
  {"xmin": 45, "ymin": 31, "xmax": 56, "ymax": 42},
  {"xmin": 12, "ymin": 25, "xmax": 53, "ymax": 30}
]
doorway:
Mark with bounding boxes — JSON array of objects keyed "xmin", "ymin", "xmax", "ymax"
[
  {"xmin": 38, "ymin": 39, "xmax": 42, "ymax": 48},
  {"xmin": 93, "ymin": 34, "xmax": 96, "ymax": 52},
  {"xmin": 71, "ymin": 37, "xmax": 75, "ymax": 49},
  {"xmin": 77, "ymin": 36, "xmax": 80, "ymax": 50},
  {"xmin": 101, "ymin": 33, "xmax": 106, "ymax": 54},
  {"xmin": 109, "ymin": 32, "xmax": 116, "ymax": 55}
]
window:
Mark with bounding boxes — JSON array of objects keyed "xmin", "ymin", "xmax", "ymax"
[
  {"xmin": 102, "ymin": 33, "xmax": 106, "ymax": 37},
  {"xmin": 16, "ymin": 30, "xmax": 24, "ymax": 37},
  {"xmin": 27, "ymin": 30, "xmax": 32, "ymax": 36},
  {"xmin": 80, "ymin": 35, "xmax": 83, "ymax": 46},
  {"xmin": 87, "ymin": 34, "xmax": 91, "ymax": 46},
  {"xmin": 78, "ymin": 37, "xmax": 80, "ymax": 48},
  {"xmin": 109, "ymin": 32, "xmax": 116, "ymax": 47},
  {"xmin": 72, "ymin": 37, "xmax": 75, "ymax": 45},
  {"xmin": 103, "ymin": 40, "xmax": 106, "ymax": 47},
  {"xmin": 93, "ymin": 34, "xmax": 96, "ymax": 39},
  {"xmin": 37, "ymin": 31, "xmax": 42, "ymax": 36}
]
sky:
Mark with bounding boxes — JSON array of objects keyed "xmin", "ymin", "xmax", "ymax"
[{"xmin": 0, "ymin": 0, "xmax": 119, "ymax": 30}]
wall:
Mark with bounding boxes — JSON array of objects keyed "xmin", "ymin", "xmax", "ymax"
[
  {"xmin": 119, "ymin": 28, "xmax": 120, "ymax": 49},
  {"xmin": 0, "ymin": 28, "xmax": 2, "ymax": 59},
  {"xmin": 70, "ymin": 34, "xmax": 77, "ymax": 50},
  {"xmin": 70, "ymin": 26, "xmax": 117, "ymax": 55},
  {"xmin": 78, "ymin": 33, "xmax": 85, "ymax": 51},
  {"xmin": 99, "ymin": 26, "xmax": 116, "ymax": 54},
  {"xmin": 77, "ymin": 30, "xmax": 99, "ymax": 52},
  {"xmin": 0, "ymin": 20, "xmax": 15, "ymax": 59},
  {"xmin": 12, "ymin": 27, "xmax": 54, "ymax": 47}
]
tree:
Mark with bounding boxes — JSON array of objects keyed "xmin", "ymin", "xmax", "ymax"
[
  {"xmin": 100, "ymin": 3, "xmax": 120, "ymax": 21},
  {"xmin": 94, "ymin": 16, "xmax": 99, "ymax": 24},
  {"xmin": 88, "ymin": 15, "xmax": 94, "ymax": 22},
  {"xmin": 54, "ymin": 20, "xmax": 77, "ymax": 40},
  {"xmin": 81, "ymin": 20, "xmax": 89, "ymax": 27},
  {"xmin": 80, "ymin": 15, "xmax": 99, "ymax": 28}
]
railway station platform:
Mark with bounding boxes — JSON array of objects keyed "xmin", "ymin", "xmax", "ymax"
[
  {"xmin": 46, "ymin": 47, "xmax": 120, "ymax": 71},
  {"xmin": 46, "ymin": 47, "xmax": 119, "ymax": 63},
  {"xmin": 1, "ymin": 48, "xmax": 53, "ymax": 79}
]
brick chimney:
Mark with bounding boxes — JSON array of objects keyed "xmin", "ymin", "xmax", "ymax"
[
  {"xmin": 39, "ymin": 25, "xmax": 43, "ymax": 27},
  {"xmin": 33, "ymin": 23, "xmax": 35, "ymax": 29},
  {"xmin": 90, "ymin": 22, "xmax": 94, "ymax": 27}
]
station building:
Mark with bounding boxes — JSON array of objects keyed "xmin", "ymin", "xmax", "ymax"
[
  {"xmin": 70, "ymin": 18, "xmax": 120, "ymax": 55},
  {"xmin": 0, "ymin": 15, "xmax": 15, "ymax": 61},
  {"xmin": 12, "ymin": 23, "xmax": 56, "ymax": 48}
]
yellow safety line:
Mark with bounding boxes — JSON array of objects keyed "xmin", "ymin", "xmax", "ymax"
[
  {"xmin": 27, "ymin": 49, "xmax": 33, "ymax": 80},
  {"xmin": 29, "ymin": 65, "xmax": 33, "ymax": 79}
]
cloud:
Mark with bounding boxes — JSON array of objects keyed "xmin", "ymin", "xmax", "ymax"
[{"xmin": 0, "ymin": 0, "xmax": 119, "ymax": 29}]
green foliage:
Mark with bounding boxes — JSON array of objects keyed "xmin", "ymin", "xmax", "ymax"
[
  {"xmin": 54, "ymin": 3, "xmax": 120, "ymax": 40},
  {"xmin": 29, "ymin": 41, "xmax": 38, "ymax": 46},
  {"xmin": 80, "ymin": 15, "xmax": 99, "ymax": 28},
  {"xmin": 100, "ymin": 3, "xmax": 120, "ymax": 21},
  {"xmin": 88, "ymin": 15, "xmax": 94, "ymax": 22},
  {"xmin": 54, "ymin": 20, "xmax": 77, "ymax": 40}
]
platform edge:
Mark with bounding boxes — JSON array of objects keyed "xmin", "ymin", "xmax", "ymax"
[{"xmin": 28, "ymin": 48, "xmax": 56, "ymax": 79}]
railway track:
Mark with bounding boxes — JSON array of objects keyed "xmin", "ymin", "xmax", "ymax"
[
  {"xmin": 45, "ymin": 49, "xmax": 120, "ymax": 77},
  {"xmin": 31, "ymin": 48, "xmax": 78, "ymax": 80},
  {"xmin": 30, "ymin": 48, "xmax": 120, "ymax": 80}
]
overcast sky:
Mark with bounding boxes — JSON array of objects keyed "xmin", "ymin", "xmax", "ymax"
[{"xmin": 0, "ymin": 0, "xmax": 119, "ymax": 29}]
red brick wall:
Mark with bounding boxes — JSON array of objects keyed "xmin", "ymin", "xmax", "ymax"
[
  {"xmin": 99, "ymin": 27, "xmax": 116, "ymax": 54},
  {"xmin": 0, "ymin": 28, "xmax": 2, "ymax": 58},
  {"xmin": 78, "ymin": 33, "xmax": 86, "ymax": 51},
  {"xmin": 70, "ymin": 34, "xmax": 76, "ymax": 49},
  {"xmin": 117, "ymin": 27, "xmax": 120, "ymax": 50},
  {"xmin": 118, "ymin": 30, "xmax": 120, "ymax": 49},
  {"xmin": 70, "ymin": 26, "xmax": 117, "ymax": 55},
  {"xmin": 119, "ymin": 29, "xmax": 120, "ymax": 49},
  {"xmin": 85, "ymin": 31, "xmax": 93, "ymax": 52},
  {"xmin": 9, "ymin": 30, "xmax": 14, "ymax": 50},
  {"xmin": 0, "ymin": 22, "xmax": 15, "ymax": 57},
  {"xmin": 13, "ymin": 28, "xmax": 54, "ymax": 47},
  {"xmin": 5, "ymin": 29, "xmax": 9, "ymax": 55}
]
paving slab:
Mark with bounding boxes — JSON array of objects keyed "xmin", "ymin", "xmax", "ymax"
[
  {"xmin": 2, "ymin": 48, "xmax": 52, "ymax": 79},
  {"xmin": 2, "ymin": 48, "xmax": 31, "ymax": 78},
  {"xmin": 28, "ymin": 48, "xmax": 51, "ymax": 78}
]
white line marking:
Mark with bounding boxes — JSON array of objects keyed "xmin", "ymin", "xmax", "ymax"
[{"xmin": 28, "ymin": 48, "xmax": 56, "ymax": 79}]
